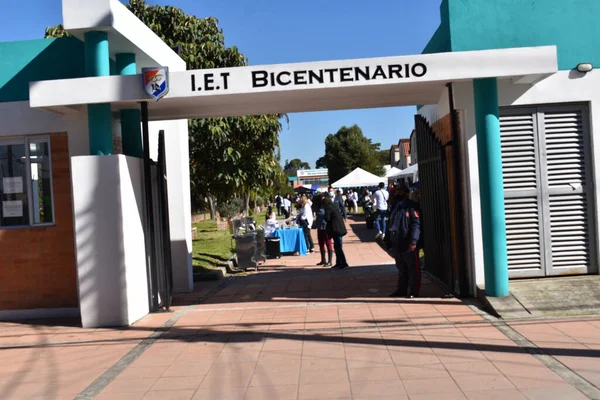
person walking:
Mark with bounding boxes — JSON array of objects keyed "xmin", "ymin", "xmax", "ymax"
[
  {"xmin": 387, "ymin": 182, "xmax": 421, "ymax": 298},
  {"xmin": 373, "ymin": 182, "xmax": 389, "ymax": 240},
  {"xmin": 313, "ymin": 194, "xmax": 334, "ymax": 266},
  {"xmin": 323, "ymin": 194, "xmax": 349, "ymax": 269},
  {"xmin": 296, "ymin": 196, "xmax": 315, "ymax": 253},
  {"xmin": 275, "ymin": 194, "xmax": 283, "ymax": 216}
]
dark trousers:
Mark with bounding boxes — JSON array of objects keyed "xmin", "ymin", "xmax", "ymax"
[
  {"xmin": 317, "ymin": 230, "xmax": 333, "ymax": 251},
  {"xmin": 333, "ymin": 235, "xmax": 347, "ymax": 266},
  {"xmin": 301, "ymin": 223, "xmax": 314, "ymax": 250},
  {"xmin": 394, "ymin": 250, "xmax": 421, "ymax": 296}
]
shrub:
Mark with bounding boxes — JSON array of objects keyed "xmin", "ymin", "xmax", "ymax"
[
  {"xmin": 255, "ymin": 196, "xmax": 264, "ymax": 208},
  {"xmin": 217, "ymin": 198, "xmax": 244, "ymax": 219}
]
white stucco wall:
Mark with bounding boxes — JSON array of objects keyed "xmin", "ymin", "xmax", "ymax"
[
  {"xmin": 0, "ymin": 101, "xmax": 89, "ymax": 157},
  {"xmin": 71, "ymin": 155, "xmax": 149, "ymax": 328},
  {"xmin": 148, "ymin": 119, "xmax": 193, "ymax": 293},
  {"xmin": 425, "ymin": 70, "xmax": 600, "ymax": 290}
]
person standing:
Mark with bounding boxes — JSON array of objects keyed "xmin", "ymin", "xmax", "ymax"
[
  {"xmin": 373, "ymin": 182, "xmax": 389, "ymax": 240},
  {"xmin": 313, "ymin": 194, "xmax": 334, "ymax": 266},
  {"xmin": 296, "ymin": 196, "xmax": 315, "ymax": 253},
  {"xmin": 323, "ymin": 195, "xmax": 349, "ymax": 269},
  {"xmin": 388, "ymin": 183, "xmax": 421, "ymax": 298},
  {"xmin": 283, "ymin": 194, "xmax": 292, "ymax": 218},
  {"xmin": 275, "ymin": 194, "xmax": 283, "ymax": 216},
  {"xmin": 334, "ymin": 189, "xmax": 347, "ymax": 220},
  {"xmin": 350, "ymin": 190, "xmax": 358, "ymax": 214}
]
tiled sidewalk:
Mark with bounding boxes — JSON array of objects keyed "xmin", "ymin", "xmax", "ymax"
[{"xmin": 0, "ymin": 218, "xmax": 599, "ymax": 399}]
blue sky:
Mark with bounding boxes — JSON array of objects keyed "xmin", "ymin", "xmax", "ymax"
[{"xmin": 1, "ymin": 0, "xmax": 442, "ymax": 167}]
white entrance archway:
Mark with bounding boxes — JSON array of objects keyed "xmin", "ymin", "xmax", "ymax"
[{"xmin": 31, "ymin": 46, "xmax": 556, "ymax": 119}]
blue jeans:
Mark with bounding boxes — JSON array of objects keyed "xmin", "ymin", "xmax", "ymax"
[
  {"xmin": 375, "ymin": 209, "xmax": 387, "ymax": 234},
  {"xmin": 333, "ymin": 235, "xmax": 347, "ymax": 266}
]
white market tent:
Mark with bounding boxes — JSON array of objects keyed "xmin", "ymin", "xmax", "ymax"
[
  {"xmin": 384, "ymin": 167, "xmax": 403, "ymax": 178},
  {"xmin": 331, "ymin": 167, "xmax": 386, "ymax": 188},
  {"xmin": 390, "ymin": 163, "xmax": 419, "ymax": 181}
]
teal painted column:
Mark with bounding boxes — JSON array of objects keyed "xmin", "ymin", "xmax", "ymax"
[
  {"xmin": 116, "ymin": 53, "xmax": 143, "ymax": 158},
  {"xmin": 473, "ymin": 78, "xmax": 509, "ymax": 297},
  {"xmin": 84, "ymin": 31, "xmax": 113, "ymax": 155}
]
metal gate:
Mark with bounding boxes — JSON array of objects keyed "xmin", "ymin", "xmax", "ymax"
[
  {"xmin": 415, "ymin": 113, "xmax": 465, "ymax": 295},
  {"xmin": 148, "ymin": 130, "xmax": 173, "ymax": 310}
]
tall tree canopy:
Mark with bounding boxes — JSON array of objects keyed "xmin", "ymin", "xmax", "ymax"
[
  {"xmin": 283, "ymin": 158, "xmax": 311, "ymax": 177},
  {"xmin": 46, "ymin": 0, "xmax": 286, "ymax": 216},
  {"xmin": 320, "ymin": 125, "xmax": 385, "ymax": 183},
  {"xmin": 315, "ymin": 155, "xmax": 327, "ymax": 169},
  {"xmin": 377, "ymin": 149, "xmax": 390, "ymax": 165}
]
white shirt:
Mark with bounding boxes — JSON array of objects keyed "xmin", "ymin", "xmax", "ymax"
[
  {"xmin": 373, "ymin": 189, "xmax": 389, "ymax": 211},
  {"xmin": 264, "ymin": 218, "xmax": 279, "ymax": 236},
  {"xmin": 298, "ymin": 203, "xmax": 314, "ymax": 227},
  {"xmin": 283, "ymin": 198, "xmax": 291, "ymax": 210}
]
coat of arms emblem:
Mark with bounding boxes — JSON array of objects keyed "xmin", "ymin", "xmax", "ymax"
[{"xmin": 142, "ymin": 67, "xmax": 169, "ymax": 101}]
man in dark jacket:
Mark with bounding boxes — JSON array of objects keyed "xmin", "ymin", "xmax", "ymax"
[
  {"xmin": 323, "ymin": 195, "xmax": 349, "ymax": 269},
  {"xmin": 333, "ymin": 189, "xmax": 347, "ymax": 220},
  {"xmin": 388, "ymin": 182, "xmax": 421, "ymax": 298}
]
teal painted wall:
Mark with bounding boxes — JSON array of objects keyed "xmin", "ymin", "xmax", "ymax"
[
  {"xmin": 0, "ymin": 38, "xmax": 85, "ymax": 103},
  {"xmin": 422, "ymin": 0, "xmax": 451, "ymax": 55},
  {"xmin": 447, "ymin": 0, "xmax": 600, "ymax": 71}
]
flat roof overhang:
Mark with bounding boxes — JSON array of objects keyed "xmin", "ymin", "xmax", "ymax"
[
  {"xmin": 62, "ymin": 0, "xmax": 186, "ymax": 72},
  {"xmin": 29, "ymin": 46, "xmax": 558, "ymax": 120}
]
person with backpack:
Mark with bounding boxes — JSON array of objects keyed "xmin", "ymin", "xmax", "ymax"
[{"xmin": 387, "ymin": 182, "xmax": 421, "ymax": 298}]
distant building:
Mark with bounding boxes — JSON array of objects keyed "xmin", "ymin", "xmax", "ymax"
[
  {"xmin": 398, "ymin": 138, "xmax": 412, "ymax": 170},
  {"xmin": 389, "ymin": 144, "xmax": 400, "ymax": 166},
  {"xmin": 409, "ymin": 129, "xmax": 418, "ymax": 165},
  {"xmin": 288, "ymin": 176, "xmax": 298, "ymax": 188},
  {"xmin": 297, "ymin": 168, "xmax": 329, "ymax": 188}
]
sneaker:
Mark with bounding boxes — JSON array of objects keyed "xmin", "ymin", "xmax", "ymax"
[
  {"xmin": 381, "ymin": 233, "xmax": 385, "ymax": 240},
  {"xmin": 389, "ymin": 291, "xmax": 404, "ymax": 297},
  {"xmin": 375, "ymin": 232, "xmax": 383, "ymax": 240},
  {"xmin": 316, "ymin": 261, "xmax": 326, "ymax": 266}
]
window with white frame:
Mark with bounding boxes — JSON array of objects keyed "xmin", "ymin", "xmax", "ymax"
[{"xmin": 0, "ymin": 137, "xmax": 54, "ymax": 228}]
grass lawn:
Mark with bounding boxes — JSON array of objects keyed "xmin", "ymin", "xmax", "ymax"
[{"xmin": 192, "ymin": 219, "xmax": 234, "ymax": 273}]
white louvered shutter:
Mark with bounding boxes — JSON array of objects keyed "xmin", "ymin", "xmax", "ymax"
[
  {"xmin": 542, "ymin": 108, "xmax": 592, "ymax": 273},
  {"xmin": 500, "ymin": 112, "xmax": 544, "ymax": 275}
]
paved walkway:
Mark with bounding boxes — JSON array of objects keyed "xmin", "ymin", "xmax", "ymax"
[{"xmin": 1, "ymin": 218, "xmax": 600, "ymax": 399}]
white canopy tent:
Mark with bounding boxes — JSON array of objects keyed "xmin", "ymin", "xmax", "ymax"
[
  {"xmin": 390, "ymin": 163, "xmax": 419, "ymax": 181},
  {"xmin": 331, "ymin": 167, "xmax": 386, "ymax": 188},
  {"xmin": 384, "ymin": 166, "xmax": 403, "ymax": 178}
]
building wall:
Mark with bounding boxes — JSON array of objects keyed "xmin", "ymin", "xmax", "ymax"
[
  {"xmin": 447, "ymin": 0, "xmax": 600, "ymax": 71},
  {"xmin": 0, "ymin": 38, "xmax": 85, "ymax": 103},
  {"xmin": 450, "ymin": 71, "xmax": 600, "ymax": 287},
  {"xmin": 423, "ymin": 0, "xmax": 600, "ymax": 71},
  {"xmin": 0, "ymin": 132, "xmax": 78, "ymax": 310}
]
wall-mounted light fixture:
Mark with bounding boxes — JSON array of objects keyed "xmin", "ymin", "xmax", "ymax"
[{"xmin": 576, "ymin": 63, "xmax": 593, "ymax": 73}]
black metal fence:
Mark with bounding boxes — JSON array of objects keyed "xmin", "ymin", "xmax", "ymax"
[
  {"xmin": 149, "ymin": 130, "xmax": 173, "ymax": 311},
  {"xmin": 414, "ymin": 114, "xmax": 456, "ymax": 293}
]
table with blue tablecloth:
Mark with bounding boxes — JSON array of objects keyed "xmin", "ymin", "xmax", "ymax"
[{"xmin": 273, "ymin": 228, "xmax": 307, "ymax": 256}]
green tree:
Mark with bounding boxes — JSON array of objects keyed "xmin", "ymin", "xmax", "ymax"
[
  {"xmin": 377, "ymin": 149, "xmax": 390, "ymax": 165},
  {"xmin": 283, "ymin": 158, "xmax": 311, "ymax": 177},
  {"xmin": 46, "ymin": 0, "xmax": 286, "ymax": 218},
  {"xmin": 315, "ymin": 155, "xmax": 327, "ymax": 169},
  {"xmin": 321, "ymin": 125, "xmax": 385, "ymax": 183}
]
